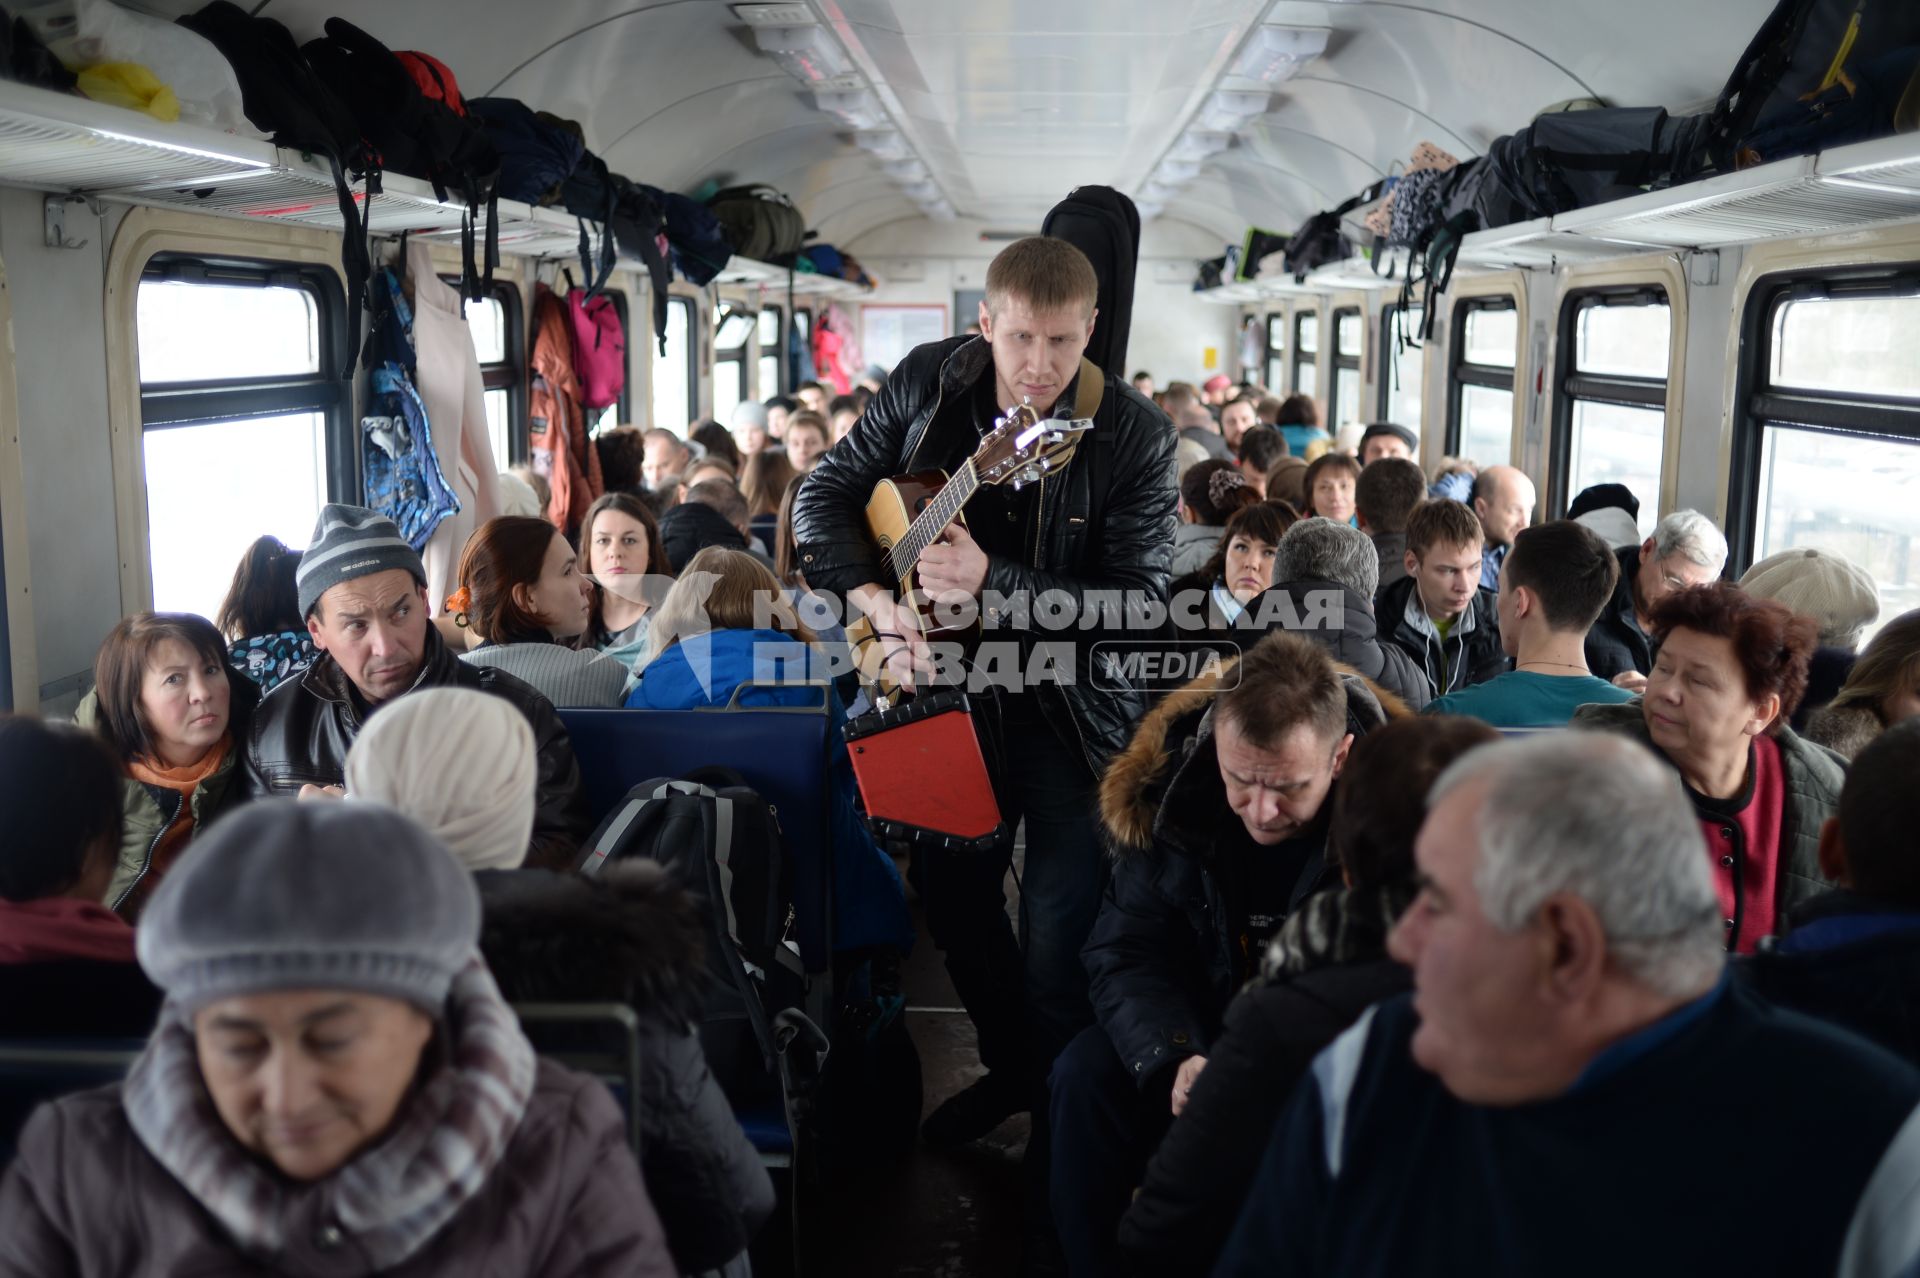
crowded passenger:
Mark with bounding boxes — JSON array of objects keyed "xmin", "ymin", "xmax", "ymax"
[
  {"xmin": 243, "ymin": 504, "xmax": 589, "ymax": 869},
  {"xmin": 828, "ymin": 393, "xmax": 861, "ymax": 442},
  {"xmin": 1583, "ymin": 508, "xmax": 1728, "ymax": 688},
  {"xmin": 0, "ymin": 715, "xmax": 160, "ymax": 1039},
  {"xmin": 1738, "ymin": 546, "xmax": 1880, "ymax": 727},
  {"xmin": 1808, "ymin": 608, "xmax": 1920, "ymax": 760},
  {"xmin": 1274, "ymin": 393, "xmax": 1328, "ymax": 459},
  {"xmin": 1219, "ymin": 396, "xmax": 1258, "ymax": 451},
  {"xmin": 1566, "ymin": 480, "xmax": 1641, "ymax": 549},
  {"xmin": 1301, "ymin": 452, "xmax": 1359, "ymax": 524},
  {"xmin": 730, "ymin": 400, "xmax": 771, "ymax": 457},
  {"xmin": 1425, "ymin": 519, "xmax": 1631, "ymax": 727},
  {"xmin": 1264, "ymin": 454, "xmax": 1309, "ymax": 512},
  {"xmin": 595, "ymin": 426, "xmax": 646, "ymax": 494},
  {"xmin": 678, "ymin": 454, "xmax": 739, "ymax": 503},
  {"xmin": 1352, "ymin": 456, "xmax": 1425, "ymax": 592},
  {"xmin": 1119, "ymin": 714, "xmax": 1499, "ymax": 1277},
  {"xmin": 640, "ymin": 427, "xmax": 695, "ymax": 493},
  {"xmin": 1202, "ymin": 373, "xmax": 1233, "ymax": 407},
  {"xmin": 218, "ymin": 535, "xmax": 318, "ymax": 694},
  {"xmin": 1052, "ymin": 633, "xmax": 1398, "ymax": 1278},
  {"xmin": 1215, "ymin": 732, "xmax": 1920, "ymax": 1277},
  {"xmin": 1379, "ymin": 497, "xmax": 1509, "ymax": 700},
  {"xmin": 1235, "ymin": 425, "xmax": 1287, "ymax": 492},
  {"xmin": 1259, "ymin": 517, "xmax": 1431, "ymax": 709},
  {"xmin": 81, "ymin": 612, "xmax": 255, "ymax": 918},
  {"xmin": 1175, "ymin": 403, "xmax": 1232, "ymax": 462},
  {"xmin": 583, "ymin": 492, "xmax": 672, "ymax": 673},
  {"xmin": 1171, "ymin": 500, "xmax": 1295, "ymax": 652},
  {"xmin": 764, "ymin": 394, "xmax": 797, "ymax": 439},
  {"xmin": 1573, "ymin": 582, "xmax": 1839, "ymax": 953},
  {"xmin": 342, "ymin": 687, "xmax": 776, "ymax": 1272},
  {"xmin": 742, "ymin": 449, "xmax": 798, "ymax": 550},
  {"xmin": 1131, "ymin": 370, "xmax": 1155, "ymax": 398},
  {"xmin": 784, "ymin": 408, "xmax": 831, "ymax": 472},
  {"xmin": 658, "ymin": 479, "xmax": 759, "ymax": 571},
  {"xmin": 450, "ymin": 517, "xmax": 628, "ymax": 707},
  {"xmin": 0, "ymin": 800, "xmax": 678, "ymax": 1274},
  {"xmin": 1357, "ymin": 422, "xmax": 1417, "ymax": 466},
  {"xmin": 1743, "ymin": 718, "xmax": 1920, "ymax": 1066},
  {"xmin": 1173, "ymin": 460, "xmax": 1260, "ymax": 577},
  {"xmin": 1467, "ymin": 463, "xmax": 1536, "ymax": 591},
  {"xmin": 691, "ymin": 420, "xmax": 741, "ymax": 473},
  {"xmin": 794, "ymin": 379, "xmax": 829, "ymax": 416}
]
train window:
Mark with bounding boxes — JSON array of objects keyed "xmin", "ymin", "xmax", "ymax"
[
  {"xmin": 1293, "ymin": 310, "xmax": 1319, "ymax": 399},
  {"xmin": 652, "ymin": 296, "xmax": 695, "ymax": 434},
  {"xmin": 1332, "ymin": 307, "xmax": 1363, "ymax": 430},
  {"xmin": 1553, "ymin": 290, "xmax": 1671, "ymax": 537},
  {"xmin": 137, "ymin": 258, "xmax": 347, "ymax": 620},
  {"xmin": 461, "ymin": 283, "xmax": 524, "ymax": 465},
  {"xmin": 1449, "ymin": 298, "xmax": 1518, "ymax": 467},
  {"xmin": 713, "ymin": 303, "xmax": 753, "ymax": 428},
  {"xmin": 1379, "ymin": 303, "xmax": 1425, "ymax": 429},
  {"xmin": 758, "ymin": 305, "xmax": 784, "ymax": 397},
  {"xmin": 1263, "ymin": 312, "xmax": 1286, "ymax": 392},
  {"xmin": 1732, "ymin": 278, "xmax": 1920, "ymax": 635}
]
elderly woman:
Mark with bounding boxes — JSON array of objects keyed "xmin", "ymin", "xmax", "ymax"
[
  {"xmin": 344, "ymin": 689, "xmax": 775, "ymax": 1274},
  {"xmin": 79, "ymin": 613, "xmax": 257, "ymax": 918},
  {"xmin": 0, "ymin": 800, "xmax": 675, "ymax": 1275},
  {"xmin": 1574, "ymin": 582, "xmax": 1842, "ymax": 953},
  {"xmin": 1806, "ymin": 607, "xmax": 1920, "ymax": 760},
  {"xmin": 1738, "ymin": 547, "xmax": 1880, "ymax": 727}
]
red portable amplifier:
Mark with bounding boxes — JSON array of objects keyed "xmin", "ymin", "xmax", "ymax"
[{"xmin": 845, "ymin": 689, "xmax": 1005, "ymax": 852}]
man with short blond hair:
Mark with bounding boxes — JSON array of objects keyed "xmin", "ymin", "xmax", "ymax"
[{"xmin": 792, "ymin": 236, "xmax": 1177, "ymax": 1203}]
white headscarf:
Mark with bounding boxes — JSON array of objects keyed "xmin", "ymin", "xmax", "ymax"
[{"xmin": 344, "ymin": 687, "xmax": 536, "ymax": 872}]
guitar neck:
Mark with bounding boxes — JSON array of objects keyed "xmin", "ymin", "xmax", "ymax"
[{"xmin": 889, "ymin": 458, "xmax": 981, "ymax": 583}]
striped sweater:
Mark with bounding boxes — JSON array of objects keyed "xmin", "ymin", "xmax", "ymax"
[{"xmin": 460, "ymin": 642, "xmax": 630, "ymax": 708}]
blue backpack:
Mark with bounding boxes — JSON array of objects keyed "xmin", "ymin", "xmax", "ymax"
[
  {"xmin": 467, "ymin": 96, "xmax": 585, "ymax": 207},
  {"xmin": 361, "ymin": 269, "xmax": 460, "ymax": 551},
  {"xmin": 640, "ymin": 182, "xmax": 732, "ymax": 286}
]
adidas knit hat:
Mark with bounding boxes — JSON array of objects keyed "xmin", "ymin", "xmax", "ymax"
[{"xmin": 297, "ymin": 504, "xmax": 426, "ymax": 619}]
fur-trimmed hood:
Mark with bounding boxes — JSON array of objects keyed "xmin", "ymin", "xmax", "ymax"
[
  {"xmin": 475, "ymin": 861, "xmax": 707, "ymax": 1030},
  {"xmin": 1098, "ymin": 653, "xmax": 1412, "ymax": 855},
  {"xmin": 1804, "ymin": 701, "xmax": 1885, "ymax": 762}
]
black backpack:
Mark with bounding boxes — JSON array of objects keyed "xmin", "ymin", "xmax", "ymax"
[
  {"xmin": 559, "ymin": 147, "xmax": 622, "ymax": 298},
  {"xmin": 579, "ymin": 770, "xmax": 802, "ymax": 1104},
  {"xmin": 468, "ymin": 96, "xmax": 585, "ymax": 207},
  {"xmin": 302, "ymin": 19, "xmax": 499, "ymax": 303},
  {"xmin": 641, "ymin": 181, "xmax": 733, "ymax": 287},
  {"xmin": 607, "ymin": 174, "xmax": 673, "ymax": 354},
  {"xmin": 1042, "ymin": 185, "xmax": 1140, "ymax": 375},
  {"xmin": 177, "ymin": 1, "xmax": 377, "ymax": 379},
  {"xmin": 707, "ymin": 184, "xmax": 808, "ymax": 262}
]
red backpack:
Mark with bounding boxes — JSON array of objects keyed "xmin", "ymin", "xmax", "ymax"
[
  {"xmin": 396, "ymin": 50, "xmax": 466, "ymax": 115},
  {"xmin": 566, "ymin": 287, "xmax": 626, "ymax": 412}
]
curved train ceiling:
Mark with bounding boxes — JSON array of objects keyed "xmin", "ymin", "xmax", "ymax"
[{"xmin": 131, "ymin": 0, "xmax": 1775, "ymax": 250}]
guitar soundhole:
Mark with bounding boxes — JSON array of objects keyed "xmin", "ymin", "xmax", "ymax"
[{"xmin": 914, "ymin": 496, "xmax": 933, "ymax": 515}]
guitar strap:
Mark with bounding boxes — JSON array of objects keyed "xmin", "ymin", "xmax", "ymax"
[{"xmin": 1073, "ymin": 356, "xmax": 1104, "ymax": 420}]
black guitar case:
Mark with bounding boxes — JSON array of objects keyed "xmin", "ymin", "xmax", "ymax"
[{"xmin": 1043, "ymin": 185, "xmax": 1140, "ymax": 377}]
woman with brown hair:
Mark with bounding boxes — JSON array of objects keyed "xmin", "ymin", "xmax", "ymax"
[
  {"xmin": 1807, "ymin": 608, "xmax": 1920, "ymax": 760},
  {"xmin": 741, "ymin": 448, "xmax": 798, "ymax": 551},
  {"xmin": 216, "ymin": 535, "xmax": 317, "ymax": 695},
  {"xmin": 452, "ymin": 515, "xmax": 630, "ymax": 707},
  {"xmin": 79, "ymin": 612, "xmax": 256, "ymax": 918},
  {"xmin": 582, "ymin": 491, "xmax": 673, "ymax": 674}
]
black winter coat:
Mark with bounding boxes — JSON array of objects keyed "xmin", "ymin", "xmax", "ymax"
[
  {"xmin": 1089, "ymin": 658, "xmax": 1408, "ymax": 1086},
  {"xmin": 1243, "ymin": 579, "xmax": 1433, "ymax": 710},
  {"xmin": 1584, "ymin": 544, "xmax": 1652, "ymax": 683},
  {"xmin": 790, "ymin": 335, "xmax": 1178, "ymax": 773},
  {"xmin": 1119, "ymin": 955, "xmax": 1409, "ymax": 1277},
  {"xmin": 1742, "ymin": 890, "xmax": 1920, "ymax": 1068},
  {"xmin": 1376, "ymin": 575, "xmax": 1509, "ymax": 698},
  {"xmin": 474, "ymin": 863, "xmax": 777, "ymax": 1275},
  {"xmin": 243, "ymin": 627, "xmax": 589, "ymax": 869}
]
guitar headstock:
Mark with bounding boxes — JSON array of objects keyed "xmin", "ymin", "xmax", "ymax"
[{"xmin": 972, "ymin": 399, "xmax": 1092, "ymax": 490}]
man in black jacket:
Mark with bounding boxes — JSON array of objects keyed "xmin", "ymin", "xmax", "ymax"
[
  {"xmin": 244, "ymin": 504, "xmax": 589, "ymax": 869},
  {"xmin": 1584, "ymin": 508, "xmax": 1726, "ymax": 688},
  {"xmin": 1051, "ymin": 634, "xmax": 1386, "ymax": 1278},
  {"xmin": 1378, "ymin": 498, "xmax": 1508, "ymax": 697},
  {"xmin": 792, "ymin": 237, "xmax": 1177, "ymax": 1152},
  {"xmin": 1743, "ymin": 718, "xmax": 1920, "ymax": 1065}
]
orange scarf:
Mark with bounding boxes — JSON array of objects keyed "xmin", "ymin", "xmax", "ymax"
[{"xmin": 125, "ymin": 738, "xmax": 228, "ymax": 910}]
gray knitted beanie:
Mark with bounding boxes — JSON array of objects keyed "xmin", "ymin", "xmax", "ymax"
[
  {"xmin": 136, "ymin": 799, "xmax": 480, "ymax": 1016},
  {"xmin": 296, "ymin": 504, "xmax": 426, "ymax": 619}
]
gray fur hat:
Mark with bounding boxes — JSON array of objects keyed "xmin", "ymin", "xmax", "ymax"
[{"xmin": 137, "ymin": 800, "xmax": 480, "ymax": 1016}]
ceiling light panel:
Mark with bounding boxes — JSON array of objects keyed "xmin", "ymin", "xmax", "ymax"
[
  {"xmin": 731, "ymin": 4, "xmax": 815, "ymax": 26},
  {"xmin": 1196, "ymin": 90, "xmax": 1271, "ymax": 133},
  {"xmin": 1170, "ymin": 130, "xmax": 1231, "ymax": 161},
  {"xmin": 1231, "ymin": 26, "xmax": 1330, "ymax": 84},
  {"xmin": 754, "ymin": 25, "xmax": 850, "ymax": 83},
  {"xmin": 814, "ymin": 89, "xmax": 885, "ymax": 130}
]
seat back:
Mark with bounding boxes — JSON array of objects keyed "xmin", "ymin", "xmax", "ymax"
[
  {"xmin": 558, "ymin": 698, "xmax": 835, "ymax": 971},
  {"xmin": 0, "ymin": 1039, "xmax": 145, "ymax": 1166}
]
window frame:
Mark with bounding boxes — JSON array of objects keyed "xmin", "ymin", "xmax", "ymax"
[
  {"xmin": 1292, "ymin": 307, "xmax": 1320, "ymax": 398},
  {"xmin": 1726, "ymin": 265, "xmax": 1920, "ymax": 577},
  {"xmin": 1378, "ymin": 302, "xmax": 1424, "ymax": 420},
  {"xmin": 713, "ymin": 298, "xmax": 751, "ymax": 424},
  {"xmin": 138, "ymin": 254, "xmax": 353, "ymax": 496},
  {"xmin": 654, "ymin": 293, "xmax": 699, "ymax": 433},
  {"xmin": 1263, "ymin": 309, "xmax": 1287, "ymax": 393},
  {"xmin": 1447, "ymin": 295, "xmax": 1520, "ymax": 463},
  {"xmin": 451, "ymin": 277, "xmax": 526, "ymax": 463},
  {"xmin": 758, "ymin": 303, "xmax": 785, "ymax": 398},
  {"xmin": 1331, "ymin": 304, "xmax": 1363, "ymax": 427},
  {"xmin": 1549, "ymin": 284, "xmax": 1671, "ymax": 519}
]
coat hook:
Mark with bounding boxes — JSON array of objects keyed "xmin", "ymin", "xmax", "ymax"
[{"xmin": 43, "ymin": 195, "xmax": 97, "ymax": 252}]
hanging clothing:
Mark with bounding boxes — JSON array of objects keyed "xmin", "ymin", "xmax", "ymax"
[
  {"xmin": 409, "ymin": 239, "xmax": 502, "ymax": 614},
  {"xmin": 529, "ymin": 281, "xmax": 603, "ymax": 537}
]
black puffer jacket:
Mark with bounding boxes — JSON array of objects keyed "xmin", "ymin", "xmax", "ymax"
[
  {"xmin": 1087, "ymin": 656, "xmax": 1411, "ymax": 1085},
  {"xmin": 1242, "ymin": 579, "xmax": 1433, "ymax": 710},
  {"xmin": 791, "ymin": 335, "xmax": 1177, "ymax": 773},
  {"xmin": 1376, "ymin": 575, "xmax": 1509, "ymax": 698},
  {"xmin": 243, "ymin": 627, "xmax": 589, "ymax": 869},
  {"xmin": 474, "ymin": 863, "xmax": 777, "ymax": 1276},
  {"xmin": 1584, "ymin": 543, "xmax": 1653, "ymax": 682}
]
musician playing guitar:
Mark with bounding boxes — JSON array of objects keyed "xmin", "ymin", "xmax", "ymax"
[{"xmin": 792, "ymin": 237, "xmax": 1177, "ymax": 1207}]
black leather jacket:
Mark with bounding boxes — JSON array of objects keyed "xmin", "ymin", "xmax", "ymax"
[
  {"xmin": 243, "ymin": 627, "xmax": 590, "ymax": 868},
  {"xmin": 791, "ymin": 335, "xmax": 1177, "ymax": 773}
]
